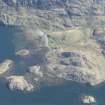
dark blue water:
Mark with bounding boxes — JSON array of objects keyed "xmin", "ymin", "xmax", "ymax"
[
  {"xmin": 0, "ymin": 80, "xmax": 105, "ymax": 105},
  {"xmin": 0, "ymin": 25, "xmax": 15, "ymax": 62},
  {"xmin": 0, "ymin": 25, "xmax": 105, "ymax": 105}
]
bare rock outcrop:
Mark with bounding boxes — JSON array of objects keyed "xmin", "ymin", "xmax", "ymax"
[
  {"xmin": 51, "ymin": 49, "xmax": 105, "ymax": 86},
  {"xmin": 81, "ymin": 95, "xmax": 96, "ymax": 104},
  {"xmin": 6, "ymin": 76, "xmax": 34, "ymax": 91},
  {"xmin": 0, "ymin": 59, "xmax": 14, "ymax": 75},
  {"xmin": 16, "ymin": 49, "xmax": 30, "ymax": 57},
  {"xmin": 1, "ymin": 0, "xmax": 105, "ymax": 92}
]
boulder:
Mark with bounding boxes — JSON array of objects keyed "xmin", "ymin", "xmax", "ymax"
[
  {"xmin": 29, "ymin": 65, "xmax": 43, "ymax": 77},
  {"xmin": 81, "ymin": 95, "xmax": 96, "ymax": 104},
  {"xmin": 6, "ymin": 76, "xmax": 34, "ymax": 91},
  {"xmin": 57, "ymin": 50, "xmax": 105, "ymax": 86},
  {"xmin": 0, "ymin": 59, "xmax": 14, "ymax": 75},
  {"xmin": 15, "ymin": 49, "xmax": 30, "ymax": 57}
]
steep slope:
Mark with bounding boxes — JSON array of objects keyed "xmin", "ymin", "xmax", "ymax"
[{"xmin": 0, "ymin": 0, "xmax": 105, "ymax": 27}]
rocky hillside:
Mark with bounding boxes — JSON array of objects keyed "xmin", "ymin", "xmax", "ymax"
[
  {"xmin": 1, "ymin": 0, "xmax": 105, "ymax": 28},
  {"xmin": 2, "ymin": 0, "xmax": 105, "ymax": 14}
]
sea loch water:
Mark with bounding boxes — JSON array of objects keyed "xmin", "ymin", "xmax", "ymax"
[{"xmin": 0, "ymin": 25, "xmax": 105, "ymax": 105}]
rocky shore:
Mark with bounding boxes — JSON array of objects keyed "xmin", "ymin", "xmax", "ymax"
[{"xmin": 1, "ymin": 0, "xmax": 105, "ymax": 92}]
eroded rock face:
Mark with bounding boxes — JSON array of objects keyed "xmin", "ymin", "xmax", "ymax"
[
  {"xmin": 60, "ymin": 51, "xmax": 84, "ymax": 66},
  {"xmin": 6, "ymin": 76, "xmax": 34, "ymax": 91}
]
